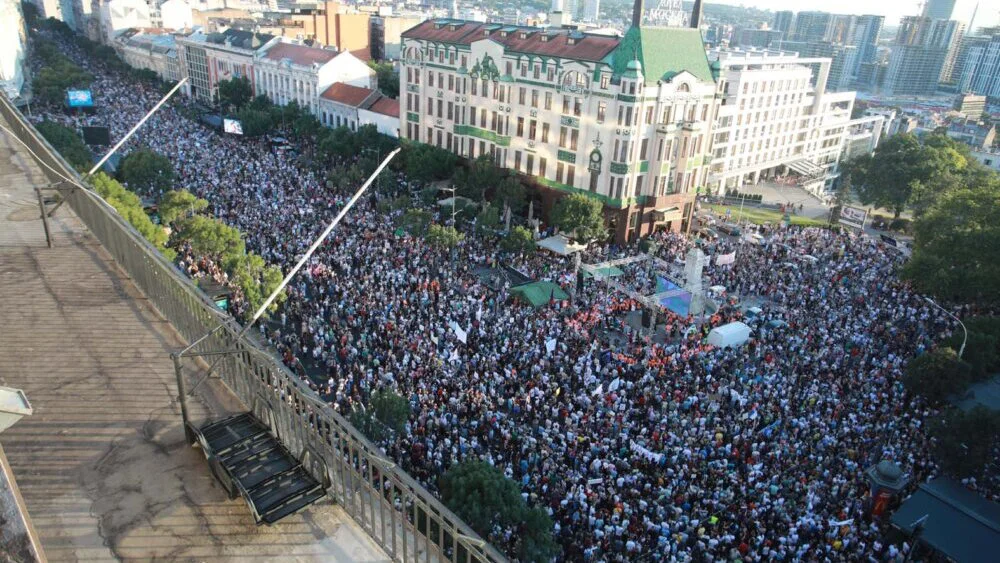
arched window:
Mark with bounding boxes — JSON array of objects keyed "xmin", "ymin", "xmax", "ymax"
[
  {"xmin": 562, "ymin": 70, "xmax": 589, "ymax": 92},
  {"xmin": 678, "ymin": 82, "xmax": 690, "ymax": 93}
]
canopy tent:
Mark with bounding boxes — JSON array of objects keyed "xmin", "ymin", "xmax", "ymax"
[
  {"xmin": 537, "ymin": 234, "xmax": 586, "ymax": 256},
  {"xmin": 891, "ymin": 477, "xmax": 1000, "ymax": 563},
  {"xmin": 583, "ymin": 266, "xmax": 625, "ymax": 279},
  {"xmin": 656, "ymin": 277, "xmax": 692, "ymax": 316},
  {"xmin": 509, "ymin": 281, "xmax": 569, "ymax": 308},
  {"xmin": 707, "ymin": 321, "xmax": 752, "ymax": 348}
]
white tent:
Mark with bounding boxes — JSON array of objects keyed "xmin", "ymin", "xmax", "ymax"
[
  {"xmin": 537, "ymin": 234, "xmax": 586, "ymax": 256},
  {"xmin": 707, "ymin": 321, "xmax": 752, "ymax": 348}
]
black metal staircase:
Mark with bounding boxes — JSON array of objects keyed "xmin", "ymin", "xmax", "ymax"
[{"xmin": 193, "ymin": 413, "xmax": 326, "ymax": 525}]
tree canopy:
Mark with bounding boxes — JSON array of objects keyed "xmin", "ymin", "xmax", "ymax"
[
  {"xmin": 903, "ymin": 347, "xmax": 973, "ymax": 403},
  {"xmin": 439, "ymin": 460, "xmax": 558, "ymax": 563},
  {"xmin": 930, "ymin": 407, "xmax": 1000, "ymax": 479},
  {"xmin": 217, "ymin": 76, "xmax": 253, "ymax": 110},
  {"xmin": 235, "ymin": 108, "xmax": 273, "ymax": 137},
  {"xmin": 845, "ymin": 133, "xmax": 975, "ymax": 218},
  {"xmin": 402, "ymin": 141, "xmax": 458, "ymax": 183},
  {"xmin": 368, "ymin": 61, "xmax": 399, "ymax": 98},
  {"xmin": 158, "ymin": 189, "xmax": 208, "ymax": 225},
  {"xmin": 455, "ymin": 155, "xmax": 502, "ymax": 201},
  {"xmin": 425, "ymin": 224, "xmax": 463, "ymax": 249},
  {"xmin": 32, "ymin": 40, "xmax": 93, "ymax": 105},
  {"xmin": 36, "ymin": 121, "xmax": 92, "ymax": 171},
  {"xmin": 90, "ymin": 173, "xmax": 174, "ymax": 260},
  {"xmin": 501, "ymin": 226, "xmax": 536, "ymax": 253},
  {"xmin": 902, "ymin": 173, "xmax": 1000, "ymax": 303},
  {"xmin": 119, "ymin": 149, "xmax": 175, "ymax": 194},
  {"xmin": 551, "ymin": 193, "xmax": 606, "ymax": 242}
]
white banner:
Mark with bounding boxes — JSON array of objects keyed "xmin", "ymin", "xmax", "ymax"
[
  {"xmin": 716, "ymin": 252, "xmax": 736, "ymax": 266},
  {"xmin": 839, "ymin": 205, "xmax": 867, "ymax": 230}
]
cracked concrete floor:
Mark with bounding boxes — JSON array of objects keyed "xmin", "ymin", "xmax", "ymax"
[{"xmin": 0, "ymin": 115, "xmax": 390, "ymax": 562}]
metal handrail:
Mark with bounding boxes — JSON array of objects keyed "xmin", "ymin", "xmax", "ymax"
[{"xmin": 0, "ymin": 92, "xmax": 506, "ymax": 563}]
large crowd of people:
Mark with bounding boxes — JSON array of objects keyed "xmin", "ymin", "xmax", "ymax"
[{"xmin": 29, "ymin": 29, "xmax": 990, "ymax": 562}]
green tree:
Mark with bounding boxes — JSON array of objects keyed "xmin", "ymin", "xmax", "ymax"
[
  {"xmin": 227, "ymin": 252, "xmax": 285, "ymax": 315},
  {"xmin": 403, "ymin": 141, "xmax": 458, "ymax": 183},
  {"xmin": 930, "ymin": 407, "xmax": 1000, "ymax": 479},
  {"xmin": 318, "ymin": 126, "xmax": 357, "ymax": 159},
  {"xmin": 902, "ymin": 177, "xmax": 1000, "ymax": 303},
  {"xmin": 36, "ymin": 121, "xmax": 92, "ymax": 171},
  {"xmin": 425, "ymin": 224, "xmax": 463, "ymax": 249},
  {"xmin": 235, "ymin": 108, "xmax": 273, "ymax": 137},
  {"xmin": 177, "ymin": 215, "xmax": 246, "ymax": 261},
  {"xmin": 31, "ymin": 42, "xmax": 93, "ymax": 104},
  {"xmin": 368, "ymin": 61, "xmax": 399, "ymax": 98},
  {"xmin": 501, "ymin": 226, "xmax": 536, "ymax": 253},
  {"xmin": 455, "ymin": 155, "xmax": 501, "ymax": 201},
  {"xmin": 217, "ymin": 76, "xmax": 253, "ymax": 110},
  {"xmin": 475, "ymin": 204, "xmax": 501, "ymax": 236},
  {"xmin": 158, "ymin": 189, "xmax": 208, "ymax": 225},
  {"xmin": 903, "ymin": 347, "xmax": 973, "ymax": 403},
  {"xmin": 351, "ymin": 388, "xmax": 410, "ymax": 441},
  {"xmin": 119, "ymin": 149, "xmax": 175, "ymax": 194},
  {"xmin": 494, "ymin": 176, "xmax": 525, "ymax": 229},
  {"xmin": 846, "ymin": 133, "xmax": 975, "ymax": 219},
  {"xmin": 439, "ymin": 460, "xmax": 558, "ymax": 563},
  {"xmin": 90, "ymin": 173, "xmax": 175, "ymax": 260},
  {"xmin": 551, "ymin": 193, "xmax": 606, "ymax": 242},
  {"xmin": 399, "ymin": 208, "xmax": 432, "ymax": 235},
  {"xmin": 292, "ymin": 113, "xmax": 321, "ymax": 138}
]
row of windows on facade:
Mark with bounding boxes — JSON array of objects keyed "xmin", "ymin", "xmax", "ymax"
[
  {"xmin": 258, "ymin": 70, "xmax": 314, "ymax": 95},
  {"xmin": 403, "ymin": 123, "xmax": 696, "ymax": 200},
  {"xmin": 321, "ymin": 110, "xmax": 356, "ymax": 130},
  {"xmin": 406, "ymin": 84, "xmax": 711, "ymax": 130},
  {"xmin": 405, "ymin": 49, "xmax": 616, "ymax": 91},
  {"xmin": 410, "ymin": 68, "xmax": 658, "ymax": 110},
  {"xmin": 411, "ymin": 100, "xmax": 707, "ymax": 163},
  {"xmin": 722, "ymin": 76, "xmax": 812, "ymax": 97}
]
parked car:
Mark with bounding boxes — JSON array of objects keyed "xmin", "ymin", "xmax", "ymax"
[
  {"xmin": 699, "ymin": 228, "xmax": 719, "ymax": 241},
  {"xmin": 717, "ymin": 223, "xmax": 742, "ymax": 236}
]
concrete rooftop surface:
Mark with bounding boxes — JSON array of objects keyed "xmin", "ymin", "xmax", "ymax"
[{"xmin": 0, "ymin": 114, "xmax": 391, "ymax": 562}]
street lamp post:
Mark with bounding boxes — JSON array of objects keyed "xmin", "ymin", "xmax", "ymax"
[
  {"xmin": 924, "ymin": 296, "xmax": 967, "ymax": 358},
  {"xmin": 440, "ymin": 186, "xmax": 458, "ymax": 226}
]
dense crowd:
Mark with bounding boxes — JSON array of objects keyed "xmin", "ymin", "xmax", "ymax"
[{"xmin": 30, "ymin": 30, "xmax": 987, "ymax": 562}]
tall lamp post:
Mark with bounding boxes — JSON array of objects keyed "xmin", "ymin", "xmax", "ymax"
[
  {"xmin": 924, "ymin": 296, "xmax": 967, "ymax": 358},
  {"xmin": 440, "ymin": 185, "xmax": 458, "ymax": 226}
]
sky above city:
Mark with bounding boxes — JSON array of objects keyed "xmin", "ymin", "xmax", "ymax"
[{"xmin": 709, "ymin": 0, "xmax": 1000, "ymax": 28}]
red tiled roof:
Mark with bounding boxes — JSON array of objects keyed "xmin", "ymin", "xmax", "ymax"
[
  {"xmin": 401, "ymin": 20, "xmax": 620, "ymax": 62},
  {"xmin": 264, "ymin": 42, "xmax": 337, "ymax": 66},
  {"xmin": 349, "ymin": 47, "xmax": 372, "ymax": 62},
  {"xmin": 320, "ymin": 82, "xmax": 375, "ymax": 106},
  {"xmin": 368, "ymin": 96, "xmax": 399, "ymax": 118}
]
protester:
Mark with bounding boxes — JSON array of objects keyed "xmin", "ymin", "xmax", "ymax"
[{"xmin": 30, "ymin": 30, "xmax": 985, "ymax": 562}]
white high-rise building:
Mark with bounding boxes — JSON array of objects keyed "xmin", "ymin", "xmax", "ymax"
[
  {"xmin": 583, "ymin": 0, "xmax": 599, "ymax": 23},
  {"xmin": 706, "ymin": 48, "xmax": 878, "ymax": 198}
]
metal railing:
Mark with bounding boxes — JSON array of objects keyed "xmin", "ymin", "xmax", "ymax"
[{"xmin": 0, "ymin": 93, "xmax": 506, "ymax": 563}]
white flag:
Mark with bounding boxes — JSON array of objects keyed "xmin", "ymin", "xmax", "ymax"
[{"xmin": 545, "ymin": 338, "xmax": 557, "ymax": 354}]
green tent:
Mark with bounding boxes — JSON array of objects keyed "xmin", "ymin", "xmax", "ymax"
[
  {"xmin": 583, "ymin": 266, "xmax": 625, "ymax": 279},
  {"xmin": 509, "ymin": 281, "xmax": 569, "ymax": 307}
]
